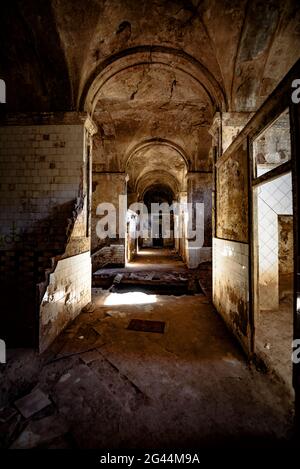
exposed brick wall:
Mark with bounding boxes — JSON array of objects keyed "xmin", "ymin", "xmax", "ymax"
[{"xmin": 92, "ymin": 244, "xmax": 125, "ymax": 271}]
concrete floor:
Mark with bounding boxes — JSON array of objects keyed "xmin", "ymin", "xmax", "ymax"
[{"xmin": 0, "ymin": 250, "xmax": 295, "ymax": 449}]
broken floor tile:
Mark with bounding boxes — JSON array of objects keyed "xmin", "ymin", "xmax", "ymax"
[
  {"xmin": 58, "ymin": 372, "xmax": 72, "ymax": 384},
  {"xmin": 14, "ymin": 388, "xmax": 52, "ymax": 419},
  {"xmin": 80, "ymin": 349, "xmax": 102, "ymax": 364},
  {"xmin": 0, "ymin": 413, "xmax": 23, "ymax": 449},
  {"xmin": 10, "ymin": 415, "xmax": 69, "ymax": 449},
  {"xmin": 37, "ymin": 433, "xmax": 76, "ymax": 449},
  {"xmin": 56, "ymin": 326, "xmax": 105, "ymax": 358},
  {"xmin": 51, "ymin": 363, "xmax": 123, "ymax": 448},
  {"xmin": 105, "ymin": 310, "xmax": 127, "ymax": 318}
]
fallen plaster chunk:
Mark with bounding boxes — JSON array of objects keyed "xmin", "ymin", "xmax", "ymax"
[
  {"xmin": 145, "ymin": 273, "xmax": 154, "ymax": 280},
  {"xmin": 58, "ymin": 372, "xmax": 71, "ymax": 383},
  {"xmin": 112, "ymin": 274, "xmax": 123, "ymax": 285},
  {"xmin": 105, "ymin": 310, "xmax": 127, "ymax": 318},
  {"xmin": 14, "ymin": 389, "xmax": 52, "ymax": 419},
  {"xmin": 10, "ymin": 415, "xmax": 69, "ymax": 449}
]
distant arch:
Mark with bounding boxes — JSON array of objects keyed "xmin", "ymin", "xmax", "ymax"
[{"xmin": 125, "ymin": 137, "xmax": 190, "ymax": 171}]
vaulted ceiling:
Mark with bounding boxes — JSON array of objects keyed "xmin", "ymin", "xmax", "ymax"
[
  {"xmin": 1, "ymin": 0, "xmax": 299, "ymax": 186},
  {"xmin": 1, "ymin": 0, "xmax": 299, "ymax": 112}
]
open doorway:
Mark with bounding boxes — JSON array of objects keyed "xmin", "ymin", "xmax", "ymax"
[
  {"xmin": 252, "ymin": 109, "xmax": 294, "ymax": 394},
  {"xmin": 125, "ymin": 184, "xmax": 179, "ymax": 271},
  {"xmin": 140, "ymin": 185, "xmax": 175, "ymax": 251}
]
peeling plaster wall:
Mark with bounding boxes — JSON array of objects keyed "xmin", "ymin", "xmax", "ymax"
[
  {"xmin": 278, "ymin": 215, "xmax": 293, "ymax": 302},
  {"xmin": 213, "ymin": 238, "xmax": 250, "ymax": 352},
  {"xmin": 2, "ymin": 1, "xmax": 300, "ymax": 114},
  {"xmin": 221, "ymin": 113, "xmax": 253, "ymax": 153},
  {"xmin": 0, "ymin": 119, "xmax": 90, "ymax": 347},
  {"xmin": 214, "ymin": 138, "xmax": 250, "ymax": 350},
  {"xmin": 216, "ymin": 142, "xmax": 248, "ymax": 242}
]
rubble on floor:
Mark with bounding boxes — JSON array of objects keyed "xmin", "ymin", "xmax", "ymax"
[
  {"xmin": 0, "ymin": 289, "xmax": 295, "ymax": 449},
  {"xmin": 14, "ymin": 388, "xmax": 52, "ymax": 419}
]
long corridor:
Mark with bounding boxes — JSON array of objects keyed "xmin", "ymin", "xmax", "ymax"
[{"xmin": 1, "ymin": 1, "xmax": 300, "ymax": 453}]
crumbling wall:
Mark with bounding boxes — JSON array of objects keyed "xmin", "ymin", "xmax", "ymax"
[
  {"xmin": 213, "ymin": 238, "xmax": 250, "ymax": 351},
  {"xmin": 38, "ymin": 198, "xmax": 92, "ymax": 353},
  {"xmin": 221, "ymin": 113, "xmax": 253, "ymax": 153},
  {"xmin": 213, "ymin": 141, "xmax": 250, "ymax": 351},
  {"xmin": 278, "ymin": 215, "xmax": 294, "ymax": 302},
  {"xmin": 0, "ymin": 117, "xmax": 91, "ymax": 348},
  {"xmin": 216, "ymin": 143, "xmax": 248, "ymax": 242},
  {"xmin": 39, "ymin": 251, "xmax": 91, "ymax": 352},
  {"xmin": 92, "ymin": 244, "xmax": 125, "ymax": 270}
]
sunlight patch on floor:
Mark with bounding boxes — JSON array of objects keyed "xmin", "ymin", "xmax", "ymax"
[{"xmin": 104, "ymin": 291, "xmax": 157, "ymax": 305}]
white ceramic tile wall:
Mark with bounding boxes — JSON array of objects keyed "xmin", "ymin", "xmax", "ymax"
[
  {"xmin": 213, "ymin": 237, "xmax": 249, "ymax": 347},
  {"xmin": 40, "ymin": 251, "xmax": 91, "ymax": 352},
  {"xmin": 256, "ymin": 172, "xmax": 292, "ymax": 310},
  {"xmin": 0, "ymin": 124, "xmax": 84, "ymax": 239}
]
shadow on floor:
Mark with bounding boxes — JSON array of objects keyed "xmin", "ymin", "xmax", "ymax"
[{"xmin": 0, "ymin": 287, "xmax": 295, "ymax": 449}]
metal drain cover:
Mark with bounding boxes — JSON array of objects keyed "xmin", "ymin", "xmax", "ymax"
[{"xmin": 127, "ymin": 319, "xmax": 165, "ymax": 334}]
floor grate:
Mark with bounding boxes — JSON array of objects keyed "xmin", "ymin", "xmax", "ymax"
[{"xmin": 127, "ymin": 319, "xmax": 165, "ymax": 334}]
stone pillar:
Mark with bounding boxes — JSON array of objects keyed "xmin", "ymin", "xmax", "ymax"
[
  {"xmin": 91, "ymin": 172, "xmax": 127, "ymax": 270},
  {"xmin": 209, "ymin": 112, "xmax": 253, "ymax": 157},
  {"xmin": 176, "ymin": 192, "xmax": 187, "ymax": 261},
  {"xmin": 221, "ymin": 112, "xmax": 253, "ymax": 153},
  {"xmin": 209, "ymin": 112, "xmax": 222, "ymax": 158}
]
